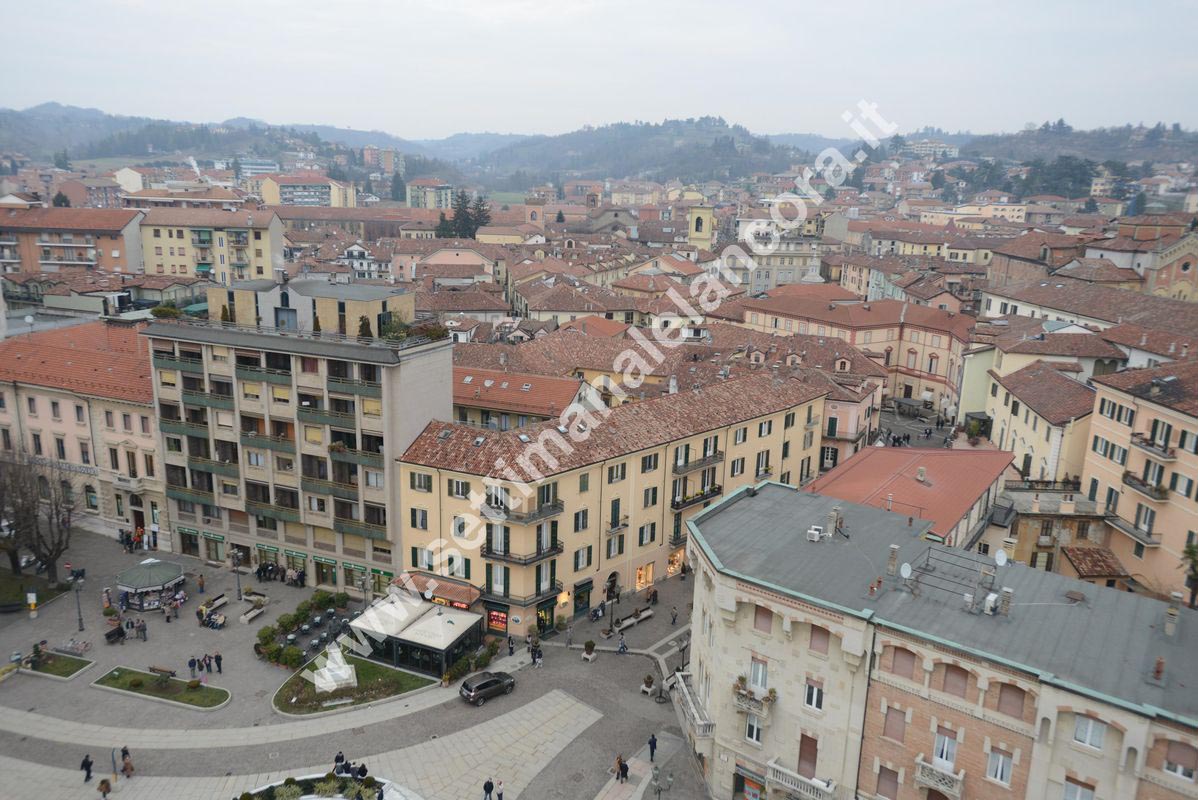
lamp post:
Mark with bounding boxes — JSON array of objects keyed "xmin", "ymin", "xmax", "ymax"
[
  {"xmin": 649, "ymin": 765, "xmax": 674, "ymax": 799},
  {"xmin": 677, "ymin": 635, "xmax": 690, "ymax": 672},
  {"xmin": 358, "ymin": 573, "xmax": 369, "ymax": 611},
  {"xmin": 231, "ymin": 550, "xmax": 243, "ymax": 601},
  {"xmin": 74, "ymin": 576, "xmax": 85, "ymax": 632}
]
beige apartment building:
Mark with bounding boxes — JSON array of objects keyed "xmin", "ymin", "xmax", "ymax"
[
  {"xmin": 0, "ymin": 207, "xmax": 144, "ymax": 275},
  {"xmin": 986, "ymin": 360, "xmax": 1095, "ymax": 481},
  {"xmin": 207, "ymin": 278, "xmax": 415, "ymax": 336},
  {"xmin": 143, "ymin": 319, "xmax": 451, "ymax": 588},
  {"xmin": 680, "ymin": 483, "xmax": 1198, "ymax": 800},
  {"xmin": 0, "ymin": 322, "xmax": 167, "ymax": 542},
  {"xmin": 398, "ymin": 374, "xmax": 827, "ymax": 637},
  {"xmin": 1084, "ymin": 360, "xmax": 1198, "ymax": 598},
  {"xmin": 140, "ymin": 209, "xmax": 284, "ymax": 285}
]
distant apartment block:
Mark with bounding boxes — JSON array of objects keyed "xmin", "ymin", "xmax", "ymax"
[
  {"xmin": 0, "ymin": 208, "xmax": 144, "ymax": 274},
  {"xmin": 406, "ymin": 179, "xmax": 454, "ymax": 209},
  {"xmin": 256, "ymin": 175, "xmax": 356, "ymax": 207},
  {"xmin": 140, "ymin": 209, "xmax": 284, "ymax": 285}
]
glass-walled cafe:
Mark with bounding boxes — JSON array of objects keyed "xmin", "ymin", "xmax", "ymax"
[{"xmin": 349, "ymin": 596, "xmax": 483, "ymax": 677}]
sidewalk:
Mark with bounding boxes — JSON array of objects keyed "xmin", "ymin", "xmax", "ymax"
[{"xmin": 592, "ymin": 731, "xmax": 683, "ymax": 800}]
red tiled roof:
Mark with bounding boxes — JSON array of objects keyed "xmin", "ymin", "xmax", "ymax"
[
  {"xmin": 142, "ymin": 208, "xmax": 277, "ymax": 229},
  {"xmin": 453, "ymin": 367, "xmax": 582, "ymax": 416},
  {"xmin": 1061, "ymin": 546, "xmax": 1129, "ymax": 579},
  {"xmin": 0, "ymin": 321, "xmax": 152, "ymax": 403},
  {"xmin": 1092, "ymin": 359, "xmax": 1198, "ymax": 418},
  {"xmin": 0, "ymin": 207, "xmax": 141, "ymax": 232},
  {"xmin": 989, "ymin": 361, "xmax": 1095, "ymax": 425},
  {"xmin": 558, "ymin": 316, "xmax": 631, "ymax": 337}
]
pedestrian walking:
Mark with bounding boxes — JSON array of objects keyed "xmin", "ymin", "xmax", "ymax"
[
  {"xmin": 670, "ymin": 606, "xmax": 678, "ymax": 625},
  {"xmin": 495, "ymin": 779, "xmax": 504, "ymax": 800},
  {"xmin": 203, "ymin": 653, "xmax": 213, "ymax": 673},
  {"xmin": 97, "ymin": 778, "xmax": 112, "ymax": 799},
  {"xmin": 507, "ymin": 636, "xmax": 514, "ymax": 657},
  {"xmin": 648, "ymin": 733, "xmax": 658, "ymax": 762},
  {"xmin": 566, "ymin": 624, "xmax": 573, "ymax": 647},
  {"xmin": 214, "ymin": 651, "xmax": 223, "ymax": 674},
  {"xmin": 197, "ymin": 573, "xmax": 205, "ymax": 593},
  {"xmin": 483, "ymin": 776, "xmax": 495, "ymax": 799},
  {"xmin": 614, "ymin": 756, "xmax": 625, "ymax": 783},
  {"xmin": 80, "ymin": 754, "xmax": 93, "ymax": 782},
  {"xmin": 121, "ymin": 755, "xmax": 134, "ymax": 779},
  {"xmin": 617, "ymin": 633, "xmax": 628, "ymax": 654},
  {"xmin": 195, "ymin": 607, "xmax": 204, "ymax": 626},
  {"xmin": 188, "ymin": 657, "xmax": 197, "ymax": 679},
  {"xmin": 524, "ymin": 632, "xmax": 532, "ymax": 652},
  {"xmin": 620, "ymin": 758, "xmax": 630, "ymax": 783},
  {"xmin": 120, "ymin": 746, "xmax": 130, "ymax": 763}
]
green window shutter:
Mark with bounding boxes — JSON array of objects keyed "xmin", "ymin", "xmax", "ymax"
[
  {"xmin": 464, "ymin": 558, "xmax": 471, "ymax": 580},
  {"xmin": 485, "ymin": 524, "xmax": 493, "ymax": 551},
  {"xmin": 587, "ymin": 545, "xmax": 593, "ymax": 567},
  {"xmin": 503, "ymin": 566, "xmax": 510, "ymax": 594},
  {"xmin": 535, "ymin": 563, "xmax": 542, "ymax": 588},
  {"xmin": 503, "ymin": 526, "xmax": 510, "ymax": 552},
  {"xmin": 410, "ymin": 546, "xmax": 418, "ymax": 567},
  {"xmin": 619, "ymin": 534, "xmax": 625, "ymax": 555},
  {"xmin": 485, "ymin": 563, "xmax": 492, "ymax": 593},
  {"xmin": 549, "ymin": 559, "xmax": 556, "ymax": 586}
]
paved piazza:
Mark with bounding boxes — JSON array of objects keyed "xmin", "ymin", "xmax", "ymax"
[{"xmin": 0, "ymin": 527, "xmax": 706, "ymax": 799}]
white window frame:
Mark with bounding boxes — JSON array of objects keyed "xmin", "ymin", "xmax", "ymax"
[
  {"xmin": 1073, "ymin": 716, "xmax": 1105, "ymax": 749},
  {"xmin": 986, "ymin": 749, "xmax": 1012, "ymax": 785},
  {"xmin": 933, "ymin": 730, "xmax": 958, "ymax": 770},
  {"xmin": 745, "ymin": 713, "xmax": 762, "ymax": 744},
  {"xmin": 804, "ymin": 681, "xmax": 824, "ymax": 711}
]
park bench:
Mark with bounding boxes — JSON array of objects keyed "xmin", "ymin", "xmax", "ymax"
[
  {"xmin": 206, "ymin": 593, "xmax": 228, "ymax": 610},
  {"xmin": 148, "ymin": 665, "xmax": 176, "ymax": 685},
  {"xmin": 614, "ymin": 607, "xmax": 653, "ymax": 631}
]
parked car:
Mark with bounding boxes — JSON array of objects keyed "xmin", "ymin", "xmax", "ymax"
[{"xmin": 459, "ymin": 671, "xmax": 515, "ymax": 706}]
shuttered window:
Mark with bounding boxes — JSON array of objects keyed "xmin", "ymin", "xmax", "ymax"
[{"xmin": 883, "ymin": 707, "xmax": 906, "ymax": 742}]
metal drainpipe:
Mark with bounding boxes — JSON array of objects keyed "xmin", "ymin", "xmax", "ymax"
[{"xmin": 850, "ymin": 625, "xmax": 879, "ymax": 798}]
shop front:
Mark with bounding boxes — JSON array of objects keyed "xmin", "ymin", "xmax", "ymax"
[
  {"xmin": 733, "ymin": 763, "xmax": 767, "ymax": 800},
  {"xmin": 572, "ymin": 579, "xmax": 592, "ymax": 617},
  {"xmin": 635, "ymin": 561, "xmax": 655, "ymax": 591},
  {"xmin": 177, "ymin": 527, "xmax": 200, "ymax": 558},
  {"xmin": 230, "ymin": 541, "xmax": 252, "ymax": 566},
  {"xmin": 370, "ymin": 568, "xmax": 394, "ymax": 596},
  {"xmin": 284, "ymin": 550, "xmax": 307, "ymax": 573},
  {"xmin": 342, "ymin": 562, "xmax": 367, "ymax": 593},
  {"xmin": 313, "ymin": 556, "xmax": 337, "ymax": 587},
  {"xmin": 256, "ymin": 544, "xmax": 279, "ymax": 565},
  {"xmin": 350, "ymin": 599, "xmax": 484, "ymax": 678},
  {"xmin": 484, "ymin": 602, "xmax": 510, "ymax": 635},
  {"xmin": 202, "ymin": 531, "xmax": 225, "ymax": 562},
  {"xmin": 667, "ymin": 547, "xmax": 685, "ymax": 576},
  {"xmin": 534, "ymin": 597, "xmax": 556, "ymax": 635}
]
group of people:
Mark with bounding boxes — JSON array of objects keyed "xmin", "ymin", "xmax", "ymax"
[
  {"xmin": 254, "ymin": 561, "xmax": 307, "ymax": 586},
  {"xmin": 332, "ymin": 751, "xmax": 380, "ymax": 795},
  {"xmin": 187, "ymin": 652, "xmax": 222, "ymax": 683},
  {"xmin": 481, "ymin": 776, "xmax": 505, "ymax": 799},
  {"xmin": 81, "ymin": 747, "xmax": 133, "ymax": 798},
  {"xmin": 122, "ymin": 617, "xmax": 150, "ymax": 641},
  {"xmin": 119, "ymin": 527, "xmax": 150, "ymax": 553}
]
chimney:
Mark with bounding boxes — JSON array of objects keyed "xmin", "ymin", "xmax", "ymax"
[
  {"xmin": 498, "ymin": 351, "xmax": 508, "ymax": 367},
  {"xmin": 1060, "ymin": 493, "xmax": 1075, "ymax": 515},
  {"xmin": 1002, "ymin": 537, "xmax": 1017, "ymax": 559},
  {"xmin": 1140, "ymin": 332, "xmax": 1148, "ymax": 346},
  {"xmin": 1165, "ymin": 591, "xmax": 1182, "ymax": 637},
  {"xmin": 828, "ymin": 506, "xmax": 841, "ymax": 536},
  {"xmin": 1031, "ymin": 493, "xmax": 1040, "ymax": 513},
  {"xmin": 916, "ymin": 466, "xmax": 927, "ymax": 483},
  {"xmin": 1153, "ymin": 657, "xmax": 1165, "ymax": 681},
  {"xmin": 999, "ymin": 586, "xmax": 1013, "ymax": 616},
  {"xmin": 886, "ymin": 492, "xmax": 894, "ymax": 511},
  {"xmin": 1184, "ymin": 343, "xmax": 1191, "ymax": 358},
  {"xmin": 886, "ymin": 543, "xmax": 900, "ymax": 576}
]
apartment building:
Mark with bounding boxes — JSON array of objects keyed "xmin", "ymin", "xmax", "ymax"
[
  {"xmin": 1085, "ymin": 360, "xmax": 1198, "ymax": 597},
  {"xmin": 207, "ymin": 278, "xmax": 415, "ymax": 335},
  {"xmin": 451, "ymin": 367, "xmax": 587, "ymax": 430},
  {"xmin": 143, "ymin": 319, "xmax": 451, "ymax": 586},
  {"xmin": 680, "ymin": 482, "xmax": 1198, "ymax": 800},
  {"xmin": 398, "ymin": 374, "xmax": 827, "ymax": 637},
  {"xmin": 0, "ymin": 208, "xmax": 144, "ymax": 274},
  {"xmin": 0, "ymin": 322, "xmax": 167, "ymax": 542},
  {"xmin": 140, "ymin": 209, "xmax": 284, "ymax": 285},
  {"xmin": 406, "ymin": 179, "xmax": 454, "ymax": 210},
  {"xmin": 257, "ymin": 175, "xmax": 356, "ymax": 208}
]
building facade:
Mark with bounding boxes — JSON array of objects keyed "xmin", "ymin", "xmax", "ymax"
[
  {"xmin": 0, "ymin": 208, "xmax": 144, "ymax": 275},
  {"xmin": 140, "ymin": 209, "xmax": 284, "ymax": 285}
]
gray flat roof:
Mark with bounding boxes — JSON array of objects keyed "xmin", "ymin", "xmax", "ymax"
[
  {"xmin": 142, "ymin": 320, "xmax": 448, "ymax": 364},
  {"xmin": 690, "ymin": 482, "xmax": 1198, "ymax": 726}
]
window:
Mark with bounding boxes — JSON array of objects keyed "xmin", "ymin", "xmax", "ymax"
[
  {"xmin": 942, "ymin": 664, "xmax": 968, "ymax": 698},
  {"xmin": 27, "ymin": 397, "xmax": 37, "ymax": 414},
  {"xmin": 79, "ymin": 442, "xmax": 90, "ymax": 464},
  {"xmin": 246, "ymin": 451, "xmax": 265, "ymax": 467},
  {"xmin": 875, "ymin": 767, "xmax": 899, "ymax": 800},
  {"xmin": 745, "ymin": 714, "xmax": 763, "ymax": 744},
  {"xmin": 579, "ymin": 473, "xmax": 589, "ymax": 493},
  {"xmin": 643, "ymin": 487, "xmax": 658, "ymax": 507},
  {"xmin": 883, "ymin": 707, "xmax": 906, "ymax": 742},
  {"xmin": 451, "ymin": 516, "xmax": 467, "ymax": 538},
  {"xmin": 409, "ymin": 472, "xmax": 432, "ymax": 492},
  {"xmin": 749, "ymin": 658, "xmax": 768, "ymax": 690},
  {"xmin": 607, "ymin": 463, "xmax": 625, "ymax": 483},
  {"xmin": 75, "ymin": 404, "xmax": 86, "ymax": 422},
  {"xmin": 1063, "ymin": 780, "xmax": 1095, "ymax": 800},
  {"xmin": 804, "ymin": 681, "xmax": 824, "ymax": 710},
  {"xmin": 54, "ymin": 437, "xmax": 66, "ymax": 460},
  {"xmin": 307, "ymin": 496, "xmax": 326, "ymax": 512},
  {"xmin": 997, "ymin": 683, "xmax": 1025, "ymax": 718},
  {"xmin": 573, "ymin": 509, "xmax": 588, "ymax": 532},
  {"xmin": 144, "ymin": 454, "xmax": 154, "ymax": 478},
  {"xmin": 731, "ymin": 457, "xmax": 744, "ymax": 477},
  {"xmin": 413, "ymin": 548, "xmax": 434, "ymax": 570},
  {"xmin": 933, "ymin": 726, "xmax": 957, "ymax": 769},
  {"xmin": 809, "ymin": 625, "xmax": 829, "ymax": 654},
  {"xmin": 734, "ymin": 427, "xmax": 747, "ymax": 445},
  {"xmin": 758, "ymin": 420, "xmax": 773, "ymax": 437},
  {"xmin": 448, "ymin": 479, "xmax": 470, "ymax": 499},
  {"xmin": 1164, "ymin": 741, "xmax": 1198, "ymax": 781},
  {"xmin": 637, "ymin": 523, "xmax": 655, "ymax": 546},
  {"xmin": 364, "ymin": 470, "xmax": 383, "ymax": 489},
  {"xmin": 122, "ymin": 413, "xmax": 132, "ymax": 431},
  {"xmin": 784, "ymin": 411, "xmax": 796, "ymax": 429},
  {"xmin": 574, "ymin": 546, "xmax": 592, "ymax": 570},
  {"xmin": 640, "ymin": 453, "xmax": 658, "ymax": 472},
  {"xmin": 987, "ymin": 749, "xmax": 1012, "ymax": 785},
  {"xmin": 606, "ymin": 534, "xmax": 625, "ymax": 559},
  {"xmin": 1073, "ymin": 716, "xmax": 1105, "ymax": 750},
  {"xmin": 107, "ymin": 446, "xmax": 118, "ymax": 469},
  {"xmin": 891, "ymin": 647, "xmax": 916, "ymax": 679},
  {"xmin": 409, "ymin": 508, "xmax": 428, "ymax": 530},
  {"xmin": 753, "ymin": 604, "xmax": 772, "ymax": 633}
]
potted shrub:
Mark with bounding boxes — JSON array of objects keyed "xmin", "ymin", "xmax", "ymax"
[
  {"xmin": 257, "ymin": 626, "xmax": 278, "ymax": 646},
  {"xmin": 584, "ymin": 640, "xmax": 596, "ymax": 655},
  {"xmin": 334, "ymin": 592, "xmax": 350, "ymax": 609},
  {"xmin": 295, "ymin": 600, "xmax": 312, "ymax": 620},
  {"xmin": 102, "ymin": 607, "xmax": 117, "ymax": 617},
  {"xmin": 765, "ymin": 687, "xmax": 778, "ymax": 704},
  {"xmin": 441, "ymin": 672, "xmax": 450, "ymax": 688},
  {"xmin": 276, "ymin": 613, "xmax": 295, "ymax": 632},
  {"xmin": 734, "ymin": 675, "xmax": 748, "ymax": 694},
  {"xmin": 968, "ymin": 436, "xmax": 980, "ymax": 447},
  {"xmin": 643, "ymin": 674, "xmax": 655, "ymax": 689}
]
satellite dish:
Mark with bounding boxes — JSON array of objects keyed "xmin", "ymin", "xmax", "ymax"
[
  {"xmin": 994, "ymin": 549, "xmax": 1008, "ymax": 567},
  {"xmin": 899, "ymin": 562, "xmax": 912, "ymax": 580}
]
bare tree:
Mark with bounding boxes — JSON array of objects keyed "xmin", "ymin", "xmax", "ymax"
[
  {"xmin": 4, "ymin": 452, "xmax": 76, "ymax": 586},
  {"xmin": 0, "ymin": 460, "xmax": 23, "ymax": 575}
]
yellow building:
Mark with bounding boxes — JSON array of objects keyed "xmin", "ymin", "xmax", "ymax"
[
  {"xmin": 256, "ymin": 176, "xmax": 356, "ymax": 208},
  {"xmin": 207, "ymin": 278, "xmax": 415, "ymax": 335},
  {"xmin": 398, "ymin": 374, "xmax": 827, "ymax": 636},
  {"xmin": 986, "ymin": 360, "xmax": 1094, "ymax": 481},
  {"xmin": 686, "ymin": 205, "xmax": 715, "ymax": 251},
  {"xmin": 141, "ymin": 209, "xmax": 284, "ymax": 285}
]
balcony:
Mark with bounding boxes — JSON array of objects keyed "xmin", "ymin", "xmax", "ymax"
[
  {"xmin": 1004, "ymin": 478, "xmax": 1081, "ymax": 492},
  {"xmin": 240, "ymin": 431, "xmax": 297, "ymax": 454},
  {"xmin": 329, "ymin": 446, "xmax": 383, "ymax": 468},
  {"xmin": 1131, "ymin": 433, "xmax": 1177, "ymax": 461},
  {"xmin": 672, "ymin": 450, "xmax": 725, "ymax": 475},
  {"xmin": 297, "ymin": 406, "xmax": 357, "ymax": 428},
  {"xmin": 236, "ymin": 364, "xmax": 292, "ymax": 386},
  {"xmin": 914, "ymin": 755, "xmax": 964, "ymax": 800},
  {"xmin": 160, "ymin": 418, "xmax": 208, "ymax": 437},
  {"xmin": 300, "ymin": 477, "xmax": 359, "ymax": 501},
  {"xmin": 671, "ymin": 484, "xmax": 723, "ymax": 511},
  {"xmin": 153, "ymin": 353, "xmax": 204, "ymax": 373},
  {"xmin": 482, "ymin": 540, "xmax": 562, "ymax": 565},
  {"xmin": 1122, "ymin": 471, "xmax": 1169, "ymax": 501},
  {"xmin": 246, "ymin": 501, "xmax": 301, "ymax": 524},
  {"xmin": 1105, "ymin": 514, "xmax": 1163, "ymax": 547},
  {"xmin": 327, "ymin": 376, "xmax": 382, "ymax": 398},
  {"xmin": 332, "ymin": 517, "xmax": 388, "ymax": 541},
  {"xmin": 505, "ymin": 499, "xmax": 565, "ymax": 524},
  {"xmin": 110, "ymin": 472, "xmax": 145, "ymax": 494},
  {"xmin": 756, "ymin": 467, "xmax": 774, "ymax": 480},
  {"xmin": 188, "ymin": 456, "xmax": 239, "ymax": 479},
  {"xmin": 182, "ymin": 390, "xmax": 234, "ymax": 410},
  {"xmin": 805, "ymin": 414, "xmax": 821, "ymax": 429},
  {"xmin": 190, "ymin": 233, "xmax": 213, "ymax": 247},
  {"xmin": 765, "ymin": 759, "xmax": 836, "ymax": 800},
  {"xmin": 166, "ymin": 485, "xmax": 214, "ymax": 505},
  {"xmin": 607, "ymin": 515, "xmax": 629, "ymax": 534},
  {"xmin": 480, "ymin": 580, "xmax": 562, "ymax": 607},
  {"xmin": 676, "ymin": 673, "xmax": 714, "ymax": 739},
  {"xmin": 669, "ymin": 530, "xmax": 687, "ymax": 547},
  {"xmin": 732, "ymin": 687, "xmax": 773, "ymax": 720}
]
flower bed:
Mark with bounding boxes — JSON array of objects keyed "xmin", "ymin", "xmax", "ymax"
[
  {"xmin": 273, "ymin": 651, "xmax": 432, "ymax": 714},
  {"xmin": 96, "ymin": 667, "xmax": 229, "ymax": 708},
  {"xmin": 31, "ymin": 652, "xmax": 91, "ymax": 678}
]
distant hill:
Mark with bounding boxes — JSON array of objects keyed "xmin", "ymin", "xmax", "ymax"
[
  {"xmin": 477, "ymin": 117, "xmax": 799, "ymax": 183},
  {"xmin": 766, "ymin": 132, "xmax": 856, "ymax": 152},
  {"xmin": 963, "ymin": 124, "xmax": 1198, "ymax": 163},
  {"xmin": 414, "ymin": 132, "xmax": 531, "ymax": 161},
  {"xmin": 0, "ymin": 102, "xmax": 158, "ymax": 156},
  {"xmin": 268, "ymin": 122, "xmax": 428, "ymax": 155}
]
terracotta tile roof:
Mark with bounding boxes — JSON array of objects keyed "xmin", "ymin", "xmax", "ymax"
[
  {"xmin": 415, "ymin": 291, "xmax": 510, "ymax": 313},
  {"xmin": 1053, "ymin": 257, "xmax": 1142, "ymax": 284},
  {"xmin": 454, "ymin": 329, "xmax": 683, "ymax": 378},
  {"xmin": 989, "ymin": 360, "xmax": 1095, "ymax": 425},
  {"xmin": 558, "ymin": 316, "xmax": 631, "ymax": 338},
  {"xmin": 1085, "ymin": 234, "xmax": 1182, "ymax": 254},
  {"xmin": 1003, "ymin": 332, "xmax": 1126, "ymax": 360},
  {"xmin": 1099, "ymin": 324, "xmax": 1198, "ymax": 359},
  {"xmin": 741, "ymin": 297, "xmax": 975, "ymax": 341},
  {"xmin": 516, "ymin": 280, "xmax": 640, "ymax": 313},
  {"xmin": 453, "ymin": 367, "xmax": 582, "ymax": 416},
  {"xmin": 142, "ymin": 208, "xmax": 276, "ymax": 229},
  {"xmin": 0, "ymin": 321, "xmax": 152, "ymax": 403},
  {"xmin": 402, "ymin": 373, "xmax": 829, "ymax": 478},
  {"xmin": 1061, "ymin": 546, "xmax": 1130, "ymax": 579},
  {"xmin": 0, "ymin": 207, "xmax": 141, "ymax": 232},
  {"xmin": 1091, "ymin": 359, "xmax": 1198, "ymax": 418},
  {"xmin": 804, "ymin": 449, "xmax": 1013, "ymax": 540},
  {"xmin": 991, "ymin": 278, "xmax": 1198, "ymax": 338},
  {"xmin": 762, "ymin": 283, "xmax": 858, "ymax": 302},
  {"xmin": 992, "ymin": 231, "xmax": 1092, "ymax": 264}
]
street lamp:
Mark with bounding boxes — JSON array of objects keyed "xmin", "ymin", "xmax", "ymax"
[
  {"xmin": 677, "ymin": 635, "xmax": 690, "ymax": 672},
  {"xmin": 358, "ymin": 573, "xmax": 369, "ymax": 611},
  {"xmin": 231, "ymin": 550, "xmax": 243, "ymax": 601},
  {"xmin": 649, "ymin": 765, "xmax": 674, "ymax": 799},
  {"xmin": 73, "ymin": 576, "xmax": 85, "ymax": 632}
]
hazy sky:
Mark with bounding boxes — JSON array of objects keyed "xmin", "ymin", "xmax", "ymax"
[{"xmin": 6, "ymin": 0, "xmax": 1197, "ymax": 140}]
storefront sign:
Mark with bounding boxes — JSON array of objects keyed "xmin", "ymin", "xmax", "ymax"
[
  {"xmin": 313, "ymin": 556, "xmax": 337, "ymax": 565},
  {"xmin": 432, "ymin": 596, "xmax": 471, "ymax": 610},
  {"xmin": 284, "ymin": 550, "xmax": 307, "ymax": 559},
  {"xmin": 487, "ymin": 608, "xmax": 509, "ymax": 633},
  {"xmin": 342, "ymin": 562, "xmax": 366, "ymax": 572},
  {"xmin": 202, "ymin": 531, "xmax": 225, "ymax": 541},
  {"xmin": 177, "ymin": 527, "xmax": 199, "ymax": 535},
  {"xmin": 256, "ymin": 544, "xmax": 279, "ymax": 553},
  {"xmin": 369, "ymin": 568, "xmax": 394, "ymax": 577}
]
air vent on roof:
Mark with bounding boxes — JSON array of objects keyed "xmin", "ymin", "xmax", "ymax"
[
  {"xmin": 437, "ymin": 430, "xmax": 452, "ymax": 441},
  {"xmin": 462, "ymin": 376, "xmax": 473, "ymax": 384},
  {"xmin": 1064, "ymin": 589, "xmax": 1087, "ymax": 604},
  {"xmin": 472, "ymin": 436, "xmax": 485, "ymax": 447},
  {"xmin": 556, "ymin": 425, "xmax": 568, "ymax": 434},
  {"xmin": 521, "ymin": 383, "xmax": 532, "ymax": 392},
  {"xmin": 518, "ymin": 433, "xmax": 531, "ymax": 443}
]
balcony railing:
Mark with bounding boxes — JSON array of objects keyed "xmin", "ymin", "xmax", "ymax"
[
  {"xmin": 297, "ymin": 406, "xmax": 357, "ymax": 428},
  {"xmin": 246, "ymin": 501, "xmax": 301, "ymax": 524},
  {"xmin": 607, "ymin": 515, "xmax": 629, "ymax": 534},
  {"xmin": 676, "ymin": 672, "xmax": 714, "ymax": 738},
  {"xmin": 482, "ymin": 540, "xmax": 562, "ymax": 565},
  {"xmin": 1131, "ymin": 432, "xmax": 1177, "ymax": 461},
  {"xmin": 671, "ymin": 484, "xmax": 722, "ymax": 511},
  {"xmin": 239, "ymin": 431, "xmax": 297, "ymax": 454},
  {"xmin": 153, "ymin": 353, "xmax": 205, "ymax": 373},
  {"xmin": 765, "ymin": 759, "xmax": 836, "ymax": 800},
  {"xmin": 672, "ymin": 450, "xmax": 725, "ymax": 475},
  {"xmin": 166, "ymin": 485, "xmax": 214, "ymax": 504},
  {"xmin": 327, "ymin": 376, "xmax": 382, "ymax": 398},
  {"xmin": 1003, "ymin": 478, "xmax": 1081, "ymax": 492},
  {"xmin": 300, "ymin": 476, "xmax": 359, "ymax": 501},
  {"xmin": 805, "ymin": 414, "xmax": 821, "ymax": 429},
  {"xmin": 160, "ymin": 418, "xmax": 208, "ymax": 437},
  {"xmin": 182, "ymin": 390, "xmax": 234, "ymax": 410},
  {"xmin": 235, "ymin": 364, "xmax": 292, "ymax": 385},
  {"xmin": 505, "ymin": 499, "xmax": 565, "ymax": 524},
  {"xmin": 1122, "ymin": 471, "xmax": 1169, "ymax": 501},
  {"xmin": 187, "ymin": 456, "xmax": 239, "ymax": 478},
  {"xmin": 479, "ymin": 580, "xmax": 562, "ymax": 607},
  {"xmin": 329, "ymin": 446, "xmax": 383, "ymax": 468},
  {"xmin": 1105, "ymin": 514, "xmax": 1163, "ymax": 547},
  {"xmin": 756, "ymin": 466, "xmax": 774, "ymax": 480},
  {"xmin": 914, "ymin": 755, "xmax": 964, "ymax": 799},
  {"xmin": 110, "ymin": 472, "xmax": 145, "ymax": 494},
  {"xmin": 732, "ymin": 688, "xmax": 772, "ymax": 719},
  {"xmin": 333, "ymin": 517, "xmax": 388, "ymax": 540}
]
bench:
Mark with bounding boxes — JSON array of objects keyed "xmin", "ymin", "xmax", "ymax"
[
  {"xmin": 206, "ymin": 593, "xmax": 228, "ymax": 610},
  {"xmin": 613, "ymin": 607, "xmax": 653, "ymax": 631},
  {"xmin": 147, "ymin": 665, "xmax": 176, "ymax": 685}
]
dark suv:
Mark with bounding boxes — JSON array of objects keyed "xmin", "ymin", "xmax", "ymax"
[{"xmin": 459, "ymin": 671, "xmax": 515, "ymax": 706}]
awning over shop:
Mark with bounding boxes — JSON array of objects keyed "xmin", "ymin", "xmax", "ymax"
[{"xmin": 394, "ymin": 573, "xmax": 481, "ymax": 609}]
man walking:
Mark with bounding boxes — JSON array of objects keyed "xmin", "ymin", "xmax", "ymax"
[
  {"xmin": 566, "ymin": 624, "xmax": 573, "ymax": 647},
  {"xmin": 214, "ymin": 651, "xmax": 223, "ymax": 674},
  {"xmin": 648, "ymin": 733, "xmax": 658, "ymax": 762},
  {"xmin": 197, "ymin": 574, "xmax": 205, "ymax": 594},
  {"xmin": 617, "ymin": 633, "xmax": 628, "ymax": 654},
  {"xmin": 80, "ymin": 754, "xmax": 93, "ymax": 782},
  {"xmin": 670, "ymin": 606, "xmax": 678, "ymax": 625},
  {"xmin": 507, "ymin": 636, "xmax": 514, "ymax": 657},
  {"xmin": 188, "ymin": 657, "xmax": 197, "ymax": 679},
  {"xmin": 483, "ymin": 776, "xmax": 495, "ymax": 799}
]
